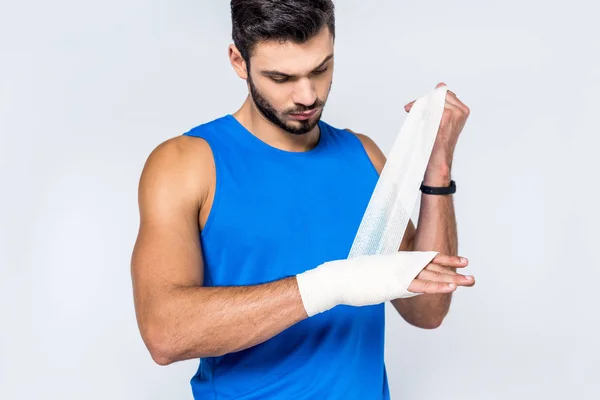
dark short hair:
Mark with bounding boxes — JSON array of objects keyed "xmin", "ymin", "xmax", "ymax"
[{"xmin": 231, "ymin": 0, "xmax": 335, "ymax": 62}]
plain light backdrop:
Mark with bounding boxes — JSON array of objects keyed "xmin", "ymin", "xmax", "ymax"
[{"xmin": 1, "ymin": 0, "xmax": 598, "ymax": 399}]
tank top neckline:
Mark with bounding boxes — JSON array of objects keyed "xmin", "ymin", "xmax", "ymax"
[{"xmin": 224, "ymin": 114, "xmax": 327, "ymax": 157}]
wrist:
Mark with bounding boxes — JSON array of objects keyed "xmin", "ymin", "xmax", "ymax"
[{"xmin": 423, "ymin": 164, "xmax": 452, "ymax": 186}]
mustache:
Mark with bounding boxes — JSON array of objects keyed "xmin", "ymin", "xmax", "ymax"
[{"xmin": 285, "ymin": 100, "xmax": 324, "ymax": 114}]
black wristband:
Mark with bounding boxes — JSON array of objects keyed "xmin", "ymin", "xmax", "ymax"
[{"xmin": 420, "ymin": 180, "xmax": 456, "ymax": 195}]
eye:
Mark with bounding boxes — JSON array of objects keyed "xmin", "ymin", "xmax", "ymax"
[
  {"xmin": 270, "ymin": 76, "xmax": 290, "ymax": 84},
  {"xmin": 312, "ymin": 67, "xmax": 328, "ymax": 75}
]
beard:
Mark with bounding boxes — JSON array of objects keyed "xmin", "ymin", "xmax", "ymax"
[{"xmin": 247, "ymin": 73, "xmax": 330, "ymax": 135}]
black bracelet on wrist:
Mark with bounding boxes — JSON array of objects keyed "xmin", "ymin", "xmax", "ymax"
[{"xmin": 420, "ymin": 180, "xmax": 456, "ymax": 195}]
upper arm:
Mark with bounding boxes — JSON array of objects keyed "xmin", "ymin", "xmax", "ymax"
[
  {"xmin": 347, "ymin": 129, "xmax": 416, "ymax": 250},
  {"xmin": 130, "ymin": 136, "xmax": 212, "ymax": 328}
]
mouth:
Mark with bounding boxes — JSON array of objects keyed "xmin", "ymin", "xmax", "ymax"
[{"xmin": 289, "ymin": 108, "xmax": 319, "ymax": 121}]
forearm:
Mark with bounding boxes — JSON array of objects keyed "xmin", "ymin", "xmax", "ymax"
[
  {"xmin": 143, "ymin": 277, "xmax": 307, "ymax": 364},
  {"xmin": 414, "ymin": 168, "xmax": 457, "ymax": 255},
  {"xmin": 393, "ymin": 167, "xmax": 458, "ymax": 327}
]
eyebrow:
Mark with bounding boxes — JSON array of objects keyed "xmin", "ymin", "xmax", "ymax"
[{"xmin": 260, "ymin": 53, "xmax": 334, "ymax": 78}]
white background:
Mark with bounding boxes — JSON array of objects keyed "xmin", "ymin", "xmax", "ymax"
[{"xmin": 1, "ymin": 0, "xmax": 599, "ymax": 399}]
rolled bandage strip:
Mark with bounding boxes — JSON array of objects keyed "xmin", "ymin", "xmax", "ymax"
[
  {"xmin": 296, "ymin": 251, "xmax": 438, "ymax": 317},
  {"xmin": 297, "ymin": 86, "xmax": 449, "ymax": 316},
  {"xmin": 348, "ymin": 86, "xmax": 448, "ymax": 259}
]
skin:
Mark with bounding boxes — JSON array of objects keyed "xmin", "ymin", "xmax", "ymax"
[{"xmin": 131, "ymin": 26, "xmax": 474, "ymax": 366}]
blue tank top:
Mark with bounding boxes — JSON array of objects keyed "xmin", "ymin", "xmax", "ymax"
[{"xmin": 183, "ymin": 115, "xmax": 389, "ymax": 400}]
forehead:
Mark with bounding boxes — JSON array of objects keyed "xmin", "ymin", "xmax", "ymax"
[{"xmin": 250, "ymin": 27, "xmax": 334, "ymax": 73}]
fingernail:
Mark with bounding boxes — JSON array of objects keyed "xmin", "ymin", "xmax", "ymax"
[
  {"xmin": 465, "ymin": 275, "xmax": 473, "ymax": 280},
  {"xmin": 449, "ymin": 283, "xmax": 456, "ymax": 289},
  {"xmin": 460, "ymin": 258, "xmax": 468, "ymax": 264}
]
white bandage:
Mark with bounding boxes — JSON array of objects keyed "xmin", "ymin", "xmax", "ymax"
[
  {"xmin": 296, "ymin": 251, "xmax": 438, "ymax": 317},
  {"xmin": 297, "ymin": 86, "xmax": 449, "ymax": 317}
]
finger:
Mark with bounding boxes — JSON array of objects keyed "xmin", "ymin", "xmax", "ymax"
[
  {"xmin": 442, "ymin": 101, "xmax": 467, "ymax": 119},
  {"xmin": 424, "ymin": 264, "xmax": 475, "ymax": 285},
  {"xmin": 446, "ymin": 96, "xmax": 470, "ymax": 116},
  {"xmin": 445, "ymin": 94, "xmax": 462, "ymax": 108},
  {"xmin": 408, "ymin": 279, "xmax": 456, "ymax": 294},
  {"xmin": 432, "ymin": 254, "xmax": 469, "ymax": 268},
  {"xmin": 424, "ymin": 263, "xmax": 459, "ymax": 275},
  {"xmin": 418, "ymin": 269, "xmax": 475, "ymax": 287},
  {"xmin": 407, "ymin": 94, "xmax": 462, "ymax": 111},
  {"xmin": 444, "ymin": 92, "xmax": 470, "ymax": 115},
  {"xmin": 407, "ymin": 87, "xmax": 469, "ymax": 115},
  {"xmin": 435, "ymin": 82, "xmax": 469, "ymax": 113}
]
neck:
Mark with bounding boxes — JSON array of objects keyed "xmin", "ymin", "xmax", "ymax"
[{"xmin": 232, "ymin": 96, "xmax": 321, "ymax": 152}]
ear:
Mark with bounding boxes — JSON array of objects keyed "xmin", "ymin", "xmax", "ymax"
[{"xmin": 229, "ymin": 44, "xmax": 248, "ymax": 80}]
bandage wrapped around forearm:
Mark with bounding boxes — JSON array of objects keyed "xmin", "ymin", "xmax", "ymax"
[{"xmin": 296, "ymin": 251, "xmax": 438, "ymax": 317}]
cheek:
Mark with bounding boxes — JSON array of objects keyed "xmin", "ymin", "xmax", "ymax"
[
  {"xmin": 271, "ymin": 91, "xmax": 292, "ymax": 111},
  {"xmin": 317, "ymin": 76, "xmax": 333, "ymax": 98},
  {"xmin": 316, "ymin": 69, "xmax": 333, "ymax": 95},
  {"xmin": 263, "ymin": 82, "xmax": 294, "ymax": 110}
]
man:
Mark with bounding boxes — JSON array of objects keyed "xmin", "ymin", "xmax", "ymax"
[{"xmin": 131, "ymin": 1, "xmax": 474, "ymax": 398}]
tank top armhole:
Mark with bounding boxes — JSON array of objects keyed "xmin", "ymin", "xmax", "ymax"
[
  {"xmin": 342, "ymin": 129, "xmax": 380, "ymax": 178},
  {"xmin": 181, "ymin": 131, "xmax": 223, "ymax": 241}
]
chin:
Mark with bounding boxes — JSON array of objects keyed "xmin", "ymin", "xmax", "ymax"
[
  {"xmin": 284, "ymin": 113, "xmax": 322, "ymax": 135},
  {"xmin": 285, "ymin": 121, "xmax": 318, "ymax": 135}
]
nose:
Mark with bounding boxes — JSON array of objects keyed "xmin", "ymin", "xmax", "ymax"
[{"xmin": 291, "ymin": 78, "xmax": 318, "ymax": 107}]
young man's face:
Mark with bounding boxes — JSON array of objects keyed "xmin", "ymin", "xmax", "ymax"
[{"xmin": 247, "ymin": 26, "xmax": 334, "ymax": 135}]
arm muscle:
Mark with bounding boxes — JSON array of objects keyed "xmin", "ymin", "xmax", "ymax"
[{"xmin": 131, "ymin": 137, "xmax": 307, "ymax": 365}]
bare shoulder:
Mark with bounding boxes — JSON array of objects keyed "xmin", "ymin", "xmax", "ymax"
[
  {"xmin": 142, "ymin": 135, "xmax": 213, "ymax": 183},
  {"xmin": 344, "ymin": 128, "xmax": 386, "ymax": 174},
  {"xmin": 132, "ymin": 135, "xmax": 213, "ymax": 288},
  {"xmin": 138, "ymin": 135, "xmax": 214, "ymax": 211}
]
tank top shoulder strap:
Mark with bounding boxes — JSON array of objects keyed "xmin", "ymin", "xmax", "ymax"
[
  {"xmin": 182, "ymin": 115, "xmax": 234, "ymax": 155},
  {"xmin": 317, "ymin": 121, "xmax": 378, "ymax": 173}
]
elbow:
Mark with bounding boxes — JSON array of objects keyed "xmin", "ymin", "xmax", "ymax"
[
  {"xmin": 141, "ymin": 324, "xmax": 179, "ymax": 366},
  {"xmin": 402, "ymin": 312, "xmax": 447, "ymax": 330},
  {"xmin": 149, "ymin": 347, "xmax": 175, "ymax": 367},
  {"xmin": 141, "ymin": 322, "xmax": 225, "ymax": 365},
  {"xmin": 412, "ymin": 317, "xmax": 445, "ymax": 330}
]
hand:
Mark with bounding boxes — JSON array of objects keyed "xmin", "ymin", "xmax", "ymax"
[
  {"xmin": 404, "ymin": 83, "xmax": 471, "ymax": 185},
  {"xmin": 297, "ymin": 251, "xmax": 469, "ymax": 316},
  {"xmin": 407, "ymin": 254, "xmax": 475, "ymax": 294}
]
